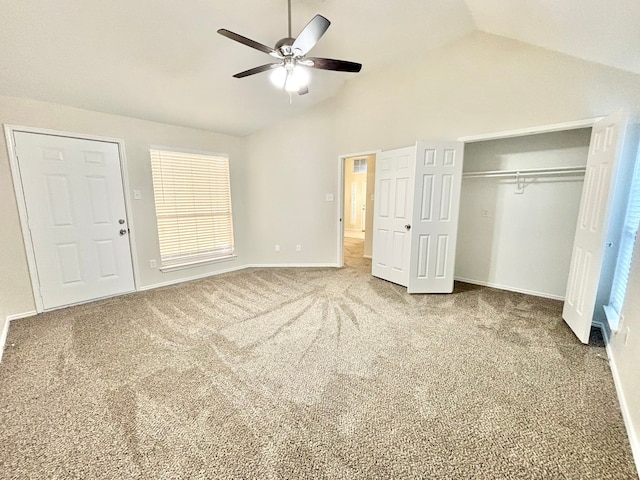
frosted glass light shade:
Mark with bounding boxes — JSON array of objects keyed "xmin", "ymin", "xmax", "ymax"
[{"xmin": 270, "ymin": 65, "xmax": 309, "ymax": 92}]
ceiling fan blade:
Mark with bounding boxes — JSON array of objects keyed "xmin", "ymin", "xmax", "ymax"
[
  {"xmin": 217, "ymin": 29, "xmax": 280, "ymax": 57},
  {"xmin": 291, "ymin": 15, "xmax": 330, "ymax": 56},
  {"xmin": 233, "ymin": 63, "xmax": 280, "ymax": 79},
  {"xmin": 307, "ymin": 57, "xmax": 362, "ymax": 73},
  {"xmin": 298, "ymin": 85, "xmax": 309, "ymax": 95}
]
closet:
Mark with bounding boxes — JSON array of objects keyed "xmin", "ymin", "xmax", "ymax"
[{"xmin": 455, "ymin": 128, "xmax": 592, "ymax": 300}]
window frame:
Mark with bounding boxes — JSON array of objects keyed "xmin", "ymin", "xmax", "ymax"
[
  {"xmin": 149, "ymin": 145, "xmax": 236, "ymax": 272},
  {"xmin": 604, "ymin": 151, "xmax": 640, "ymax": 330}
]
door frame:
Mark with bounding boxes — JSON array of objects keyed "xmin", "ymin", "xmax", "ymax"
[
  {"xmin": 337, "ymin": 150, "xmax": 381, "ymax": 267},
  {"xmin": 4, "ymin": 125, "xmax": 140, "ymax": 312}
]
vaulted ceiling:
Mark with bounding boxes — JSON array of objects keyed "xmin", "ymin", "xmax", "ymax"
[{"xmin": 0, "ymin": 0, "xmax": 638, "ymax": 136}]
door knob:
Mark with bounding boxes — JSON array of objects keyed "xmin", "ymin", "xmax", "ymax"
[
  {"xmin": 405, "ymin": 224, "xmax": 411, "ymax": 231},
  {"xmin": 119, "ymin": 229, "xmax": 128, "ymax": 236},
  {"xmin": 119, "ymin": 219, "xmax": 126, "ymax": 225}
]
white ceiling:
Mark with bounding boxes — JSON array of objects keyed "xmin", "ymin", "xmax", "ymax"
[{"xmin": 0, "ymin": 0, "xmax": 638, "ymax": 137}]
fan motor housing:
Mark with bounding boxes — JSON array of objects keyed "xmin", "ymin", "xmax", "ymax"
[{"xmin": 275, "ymin": 37, "xmax": 296, "ymax": 55}]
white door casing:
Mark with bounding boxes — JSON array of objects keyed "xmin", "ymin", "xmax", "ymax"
[
  {"xmin": 372, "ymin": 145, "xmax": 416, "ymax": 287},
  {"xmin": 408, "ymin": 142, "xmax": 464, "ymax": 294},
  {"xmin": 563, "ymin": 111, "xmax": 629, "ymax": 343},
  {"xmin": 13, "ymin": 131, "xmax": 135, "ymax": 310}
]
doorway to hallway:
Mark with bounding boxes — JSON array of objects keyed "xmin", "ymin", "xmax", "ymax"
[{"xmin": 339, "ymin": 153, "xmax": 377, "ymax": 267}]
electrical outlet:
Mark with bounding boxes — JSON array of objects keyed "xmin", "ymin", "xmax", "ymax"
[
  {"xmin": 296, "ymin": 244, "xmax": 302, "ymax": 252},
  {"xmin": 133, "ymin": 189, "xmax": 142, "ymax": 200},
  {"xmin": 149, "ymin": 259, "xmax": 157, "ymax": 268},
  {"xmin": 482, "ymin": 209, "xmax": 489, "ymax": 218},
  {"xmin": 274, "ymin": 244, "xmax": 280, "ymax": 252}
]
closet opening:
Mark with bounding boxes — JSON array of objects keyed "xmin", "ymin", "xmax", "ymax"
[{"xmin": 456, "ymin": 127, "xmax": 593, "ymax": 300}]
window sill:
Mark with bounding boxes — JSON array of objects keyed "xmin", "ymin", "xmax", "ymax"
[
  {"xmin": 160, "ymin": 254, "xmax": 237, "ymax": 273},
  {"xmin": 603, "ymin": 304, "xmax": 621, "ymax": 332}
]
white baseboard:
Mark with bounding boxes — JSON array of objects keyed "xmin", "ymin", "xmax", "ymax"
[
  {"xmin": 249, "ymin": 263, "xmax": 338, "ymax": 269},
  {"xmin": 138, "ymin": 264, "xmax": 249, "ymax": 292},
  {"xmin": 7, "ymin": 311, "xmax": 38, "ymax": 321},
  {"xmin": 454, "ymin": 276, "xmax": 565, "ymax": 301},
  {"xmin": 601, "ymin": 328, "xmax": 640, "ymax": 476},
  {"xmin": 138, "ymin": 263, "xmax": 338, "ymax": 292},
  {"xmin": 0, "ymin": 316, "xmax": 10, "ymax": 363},
  {"xmin": 1, "ymin": 311, "xmax": 38, "ymax": 363}
]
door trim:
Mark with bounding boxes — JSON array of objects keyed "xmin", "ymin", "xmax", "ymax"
[
  {"xmin": 3, "ymin": 125, "xmax": 140, "ymax": 313},
  {"xmin": 457, "ymin": 117, "xmax": 603, "ymax": 143},
  {"xmin": 337, "ymin": 150, "xmax": 381, "ymax": 267}
]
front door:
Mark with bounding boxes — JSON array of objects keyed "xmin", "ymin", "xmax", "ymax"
[{"xmin": 13, "ymin": 131, "xmax": 135, "ymax": 310}]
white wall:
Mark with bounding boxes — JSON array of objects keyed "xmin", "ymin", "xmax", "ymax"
[
  {"xmin": 610, "ymin": 234, "xmax": 640, "ymax": 466},
  {"xmin": 456, "ymin": 129, "xmax": 591, "ymax": 298},
  {"xmin": 245, "ymin": 100, "xmax": 340, "ymax": 265},
  {"xmin": 0, "ymin": 96, "xmax": 249, "ymax": 319},
  {"xmin": 334, "ymin": 32, "xmax": 640, "ymax": 151}
]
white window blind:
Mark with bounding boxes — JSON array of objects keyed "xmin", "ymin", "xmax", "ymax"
[
  {"xmin": 606, "ymin": 154, "xmax": 640, "ymax": 327},
  {"xmin": 150, "ymin": 148, "xmax": 235, "ymax": 269}
]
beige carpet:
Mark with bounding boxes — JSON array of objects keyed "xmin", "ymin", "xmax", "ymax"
[{"xmin": 0, "ymin": 238, "xmax": 636, "ymax": 479}]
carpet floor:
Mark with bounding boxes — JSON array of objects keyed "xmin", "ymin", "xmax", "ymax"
[{"xmin": 0, "ymin": 238, "xmax": 637, "ymax": 479}]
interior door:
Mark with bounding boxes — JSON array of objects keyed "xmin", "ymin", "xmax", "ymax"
[
  {"xmin": 372, "ymin": 145, "xmax": 416, "ymax": 286},
  {"xmin": 562, "ymin": 111, "xmax": 629, "ymax": 343},
  {"xmin": 408, "ymin": 142, "xmax": 464, "ymax": 294},
  {"xmin": 13, "ymin": 131, "xmax": 135, "ymax": 310}
]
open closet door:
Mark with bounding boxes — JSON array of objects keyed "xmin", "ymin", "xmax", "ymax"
[
  {"xmin": 563, "ymin": 111, "xmax": 630, "ymax": 343},
  {"xmin": 372, "ymin": 146, "xmax": 416, "ymax": 287},
  {"xmin": 408, "ymin": 142, "xmax": 464, "ymax": 294}
]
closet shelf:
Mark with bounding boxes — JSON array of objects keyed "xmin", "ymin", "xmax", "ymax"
[{"xmin": 462, "ymin": 166, "xmax": 586, "ymax": 179}]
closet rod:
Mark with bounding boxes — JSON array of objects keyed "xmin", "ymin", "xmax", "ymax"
[{"xmin": 463, "ymin": 166, "xmax": 586, "ymax": 179}]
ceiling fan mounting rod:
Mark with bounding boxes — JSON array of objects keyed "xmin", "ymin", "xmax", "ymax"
[{"xmin": 287, "ymin": 0, "xmax": 292, "ymax": 38}]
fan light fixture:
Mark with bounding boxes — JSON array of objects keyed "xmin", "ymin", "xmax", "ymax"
[
  {"xmin": 217, "ymin": 0, "xmax": 362, "ymax": 97},
  {"xmin": 270, "ymin": 65, "xmax": 309, "ymax": 92}
]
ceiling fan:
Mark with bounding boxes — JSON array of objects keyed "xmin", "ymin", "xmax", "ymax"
[{"xmin": 217, "ymin": 0, "xmax": 362, "ymax": 96}]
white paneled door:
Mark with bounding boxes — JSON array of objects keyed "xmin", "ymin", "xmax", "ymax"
[
  {"xmin": 372, "ymin": 142, "xmax": 464, "ymax": 293},
  {"xmin": 372, "ymin": 146, "xmax": 416, "ymax": 286},
  {"xmin": 562, "ymin": 111, "xmax": 629, "ymax": 343},
  {"xmin": 408, "ymin": 142, "xmax": 464, "ymax": 294},
  {"xmin": 13, "ymin": 132, "xmax": 135, "ymax": 310}
]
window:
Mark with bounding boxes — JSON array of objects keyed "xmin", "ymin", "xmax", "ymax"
[
  {"xmin": 353, "ymin": 158, "xmax": 367, "ymax": 173},
  {"xmin": 605, "ymin": 153, "xmax": 640, "ymax": 329},
  {"xmin": 150, "ymin": 147, "xmax": 235, "ymax": 271}
]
